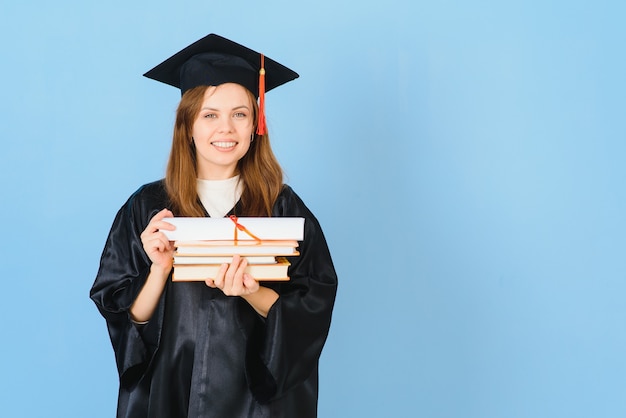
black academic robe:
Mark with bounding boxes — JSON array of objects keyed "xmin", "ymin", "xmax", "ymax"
[{"xmin": 90, "ymin": 180, "xmax": 337, "ymax": 418}]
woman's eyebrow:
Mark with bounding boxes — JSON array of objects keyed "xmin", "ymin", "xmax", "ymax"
[{"xmin": 200, "ymin": 105, "xmax": 251, "ymax": 111}]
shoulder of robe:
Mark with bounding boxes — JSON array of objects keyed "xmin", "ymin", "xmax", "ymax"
[
  {"xmin": 124, "ymin": 179, "xmax": 168, "ymax": 208},
  {"xmin": 274, "ymin": 184, "xmax": 318, "ymax": 220}
]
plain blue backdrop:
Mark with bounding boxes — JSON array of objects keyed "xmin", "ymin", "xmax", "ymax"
[{"xmin": 1, "ymin": 0, "xmax": 625, "ymax": 417}]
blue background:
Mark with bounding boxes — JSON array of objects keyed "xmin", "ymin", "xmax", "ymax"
[{"xmin": 1, "ymin": 1, "xmax": 625, "ymax": 417}]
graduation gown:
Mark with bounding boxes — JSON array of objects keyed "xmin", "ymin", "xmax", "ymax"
[{"xmin": 90, "ymin": 180, "xmax": 337, "ymax": 418}]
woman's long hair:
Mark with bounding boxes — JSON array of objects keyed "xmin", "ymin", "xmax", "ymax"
[{"xmin": 165, "ymin": 85, "xmax": 283, "ymax": 217}]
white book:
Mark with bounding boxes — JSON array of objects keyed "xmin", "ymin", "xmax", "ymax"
[
  {"xmin": 173, "ymin": 255, "xmax": 278, "ymax": 265},
  {"xmin": 162, "ymin": 217, "xmax": 305, "ymax": 241},
  {"xmin": 175, "ymin": 240, "xmax": 299, "ymax": 256},
  {"xmin": 172, "ymin": 258, "xmax": 291, "ymax": 281}
]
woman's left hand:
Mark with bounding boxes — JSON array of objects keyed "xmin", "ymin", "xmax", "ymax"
[{"xmin": 206, "ymin": 254, "xmax": 260, "ymax": 296}]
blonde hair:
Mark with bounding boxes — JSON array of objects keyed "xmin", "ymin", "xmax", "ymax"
[{"xmin": 165, "ymin": 85, "xmax": 283, "ymax": 217}]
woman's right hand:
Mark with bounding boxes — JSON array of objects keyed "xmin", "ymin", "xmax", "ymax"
[
  {"xmin": 140, "ymin": 208, "xmax": 176, "ymax": 272},
  {"xmin": 131, "ymin": 209, "xmax": 176, "ymax": 323}
]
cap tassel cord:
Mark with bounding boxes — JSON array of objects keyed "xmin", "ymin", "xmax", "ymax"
[{"xmin": 256, "ymin": 54, "xmax": 267, "ymax": 135}]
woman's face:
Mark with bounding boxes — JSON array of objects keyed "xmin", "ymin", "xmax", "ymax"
[{"xmin": 192, "ymin": 83, "xmax": 254, "ymax": 180}]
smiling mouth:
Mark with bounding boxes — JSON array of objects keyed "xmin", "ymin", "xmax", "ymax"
[{"xmin": 211, "ymin": 141, "xmax": 237, "ymax": 149}]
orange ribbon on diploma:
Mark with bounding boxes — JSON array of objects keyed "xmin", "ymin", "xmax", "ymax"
[{"xmin": 229, "ymin": 215, "xmax": 262, "ymax": 243}]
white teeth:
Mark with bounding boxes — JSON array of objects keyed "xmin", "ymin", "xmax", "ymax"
[{"xmin": 212, "ymin": 141, "xmax": 236, "ymax": 148}]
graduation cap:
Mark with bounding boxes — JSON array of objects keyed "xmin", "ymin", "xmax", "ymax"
[{"xmin": 143, "ymin": 33, "xmax": 299, "ymax": 135}]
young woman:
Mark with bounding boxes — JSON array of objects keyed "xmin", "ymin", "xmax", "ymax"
[{"xmin": 90, "ymin": 34, "xmax": 338, "ymax": 418}]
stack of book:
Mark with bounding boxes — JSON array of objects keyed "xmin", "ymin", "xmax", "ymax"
[{"xmin": 162, "ymin": 216, "xmax": 304, "ymax": 282}]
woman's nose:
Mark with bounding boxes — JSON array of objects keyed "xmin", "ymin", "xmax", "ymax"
[{"xmin": 217, "ymin": 117, "xmax": 234, "ymax": 132}]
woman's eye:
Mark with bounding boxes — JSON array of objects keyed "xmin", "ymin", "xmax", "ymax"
[
  {"xmin": 234, "ymin": 112, "xmax": 247, "ymax": 118},
  {"xmin": 204, "ymin": 113, "xmax": 217, "ymax": 119}
]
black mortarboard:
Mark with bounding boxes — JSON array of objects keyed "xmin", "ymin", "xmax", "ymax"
[
  {"xmin": 143, "ymin": 33, "xmax": 299, "ymax": 96},
  {"xmin": 143, "ymin": 34, "xmax": 299, "ymax": 134}
]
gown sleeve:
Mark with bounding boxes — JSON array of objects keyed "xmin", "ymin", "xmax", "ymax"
[
  {"xmin": 245, "ymin": 186, "xmax": 338, "ymax": 403},
  {"xmin": 90, "ymin": 183, "xmax": 166, "ymax": 390}
]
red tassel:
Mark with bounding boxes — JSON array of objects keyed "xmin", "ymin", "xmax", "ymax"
[{"xmin": 256, "ymin": 54, "xmax": 267, "ymax": 135}]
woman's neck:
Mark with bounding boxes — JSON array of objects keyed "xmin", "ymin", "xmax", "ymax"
[{"xmin": 197, "ymin": 167, "xmax": 239, "ymax": 181}]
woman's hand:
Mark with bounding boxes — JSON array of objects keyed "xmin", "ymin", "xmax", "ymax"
[
  {"xmin": 131, "ymin": 209, "xmax": 176, "ymax": 323},
  {"xmin": 205, "ymin": 255, "xmax": 279, "ymax": 317},
  {"xmin": 140, "ymin": 208, "xmax": 176, "ymax": 272},
  {"xmin": 206, "ymin": 254, "xmax": 259, "ymax": 296}
]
